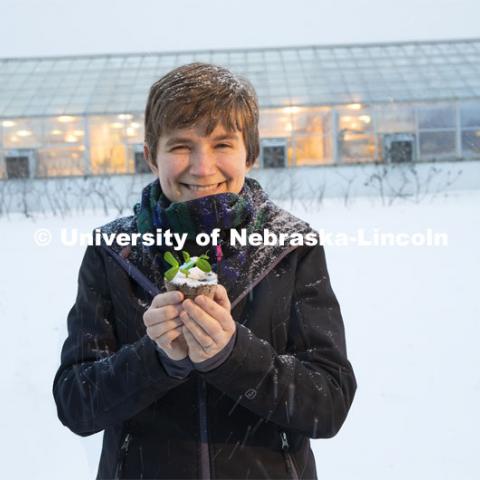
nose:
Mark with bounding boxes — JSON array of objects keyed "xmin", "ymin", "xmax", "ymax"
[{"xmin": 189, "ymin": 146, "xmax": 216, "ymax": 177}]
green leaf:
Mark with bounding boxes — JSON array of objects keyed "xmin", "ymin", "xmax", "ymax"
[
  {"xmin": 196, "ymin": 258, "xmax": 211, "ymax": 273},
  {"xmin": 182, "ymin": 251, "xmax": 191, "ymax": 263},
  {"xmin": 199, "ymin": 253, "xmax": 209, "ymax": 260},
  {"xmin": 164, "ymin": 266, "xmax": 179, "ymax": 282},
  {"xmin": 164, "ymin": 251, "xmax": 179, "ymax": 267},
  {"xmin": 180, "ymin": 267, "xmax": 190, "ymax": 277}
]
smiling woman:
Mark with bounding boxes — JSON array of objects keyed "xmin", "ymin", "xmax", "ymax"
[
  {"xmin": 146, "ymin": 124, "xmax": 250, "ymax": 202},
  {"xmin": 53, "ymin": 62, "xmax": 357, "ymax": 480},
  {"xmin": 141, "ymin": 63, "xmax": 259, "ymax": 202}
]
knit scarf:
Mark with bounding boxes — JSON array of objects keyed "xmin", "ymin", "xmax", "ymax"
[
  {"xmin": 134, "ymin": 179, "xmax": 255, "ymax": 243},
  {"xmin": 131, "ymin": 178, "xmax": 270, "ymax": 291},
  {"xmin": 103, "ymin": 177, "xmax": 313, "ymax": 308}
]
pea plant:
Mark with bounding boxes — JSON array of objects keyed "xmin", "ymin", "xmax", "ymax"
[{"xmin": 163, "ymin": 251, "xmax": 212, "ymax": 281}]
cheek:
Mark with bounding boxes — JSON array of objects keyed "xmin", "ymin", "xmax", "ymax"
[
  {"xmin": 158, "ymin": 160, "xmax": 184, "ymax": 183},
  {"xmin": 220, "ymin": 155, "xmax": 248, "ymax": 179}
]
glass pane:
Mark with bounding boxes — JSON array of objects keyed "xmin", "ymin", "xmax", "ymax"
[
  {"xmin": 337, "ymin": 106, "xmax": 375, "ymax": 163},
  {"xmin": 292, "ymin": 107, "xmax": 331, "ymax": 134},
  {"xmin": 417, "ymin": 104, "xmax": 455, "ymax": 129},
  {"xmin": 460, "ymin": 102, "xmax": 480, "ymax": 128},
  {"xmin": 294, "ymin": 134, "xmax": 333, "ymax": 165},
  {"xmin": 259, "ymin": 108, "xmax": 294, "ymax": 136},
  {"xmin": 1, "ymin": 117, "xmax": 42, "ymax": 148},
  {"xmin": 419, "ymin": 131, "xmax": 456, "ymax": 156},
  {"xmin": 88, "ymin": 115, "xmax": 141, "ymax": 174},
  {"xmin": 461, "ymin": 130, "xmax": 480, "ymax": 156},
  {"xmin": 376, "ymin": 104, "xmax": 415, "ymax": 133},
  {"xmin": 36, "ymin": 146, "xmax": 85, "ymax": 177},
  {"xmin": 41, "ymin": 116, "xmax": 85, "ymax": 146}
]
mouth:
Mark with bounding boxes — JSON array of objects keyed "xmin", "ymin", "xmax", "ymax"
[{"xmin": 180, "ymin": 182, "xmax": 226, "ymax": 194}]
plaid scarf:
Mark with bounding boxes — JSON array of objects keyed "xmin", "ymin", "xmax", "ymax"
[
  {"xmin": 132, "ymin": 178, "xmax": 271, "ymax": 288},
  {"xmin": 134, "ymin": 179, "xmax": 255, "ymax": 241},
  {"xmin": 103, "ymin": 176, "xmax": 313, "ymax": 307}
]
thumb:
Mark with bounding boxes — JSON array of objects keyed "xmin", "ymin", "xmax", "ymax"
[{"xmin": 213, "ymin": 284, "xmax": 231, "ymax": 311}]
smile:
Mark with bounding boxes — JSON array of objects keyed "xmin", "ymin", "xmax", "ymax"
[{"xmin": 181, "ymin": 182, "xmax": 226, "ymax": 193}]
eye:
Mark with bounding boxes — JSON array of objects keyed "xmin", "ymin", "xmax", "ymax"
[
  {"xmin": 170, "ymin": 145, "xmax": 190, "ymax": 152},
  {"xmin": 215, "ymin": 143, "xmax": 232, "ymax": 149}
]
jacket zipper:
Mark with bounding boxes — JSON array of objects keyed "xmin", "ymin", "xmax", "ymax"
[
  {"xmin": 197, "ymin": 377, "xmax": 211, "ymax": 479},
  {"xmin": 280, "ymin": 432, "xmax": 300, "ymax": 480},
  {"xmin": 114, "ymin": 432, "xmax": 132, "ymax": 479}
]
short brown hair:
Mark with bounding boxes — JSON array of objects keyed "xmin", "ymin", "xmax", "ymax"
[{"xmin": 144, "ymin": 63, "xmax": 259, "ymax": 166}]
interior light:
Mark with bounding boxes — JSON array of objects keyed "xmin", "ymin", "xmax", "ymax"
[
  {"xmin": 51, "ymin": 129, "xmax": 62, "ymax": 135},
  {"xmin": 17, "ymin": 129, "xmax": 32, "ymax": 137},
  {"xmin": 2, "ymin": 120, "xmax": 16, "ymax": 128},
  {"xmin": 118, "ymin": 114, "xmax": 133, "ymax": 120},
  {"xmin": 57, "ymin": 115, "xmax": 76, "ymax": 123},
  {"xmin": 65, "ymin": 134, "xmax": 78, "ymax": 143},
  {"xmin": 346, "ymin": 103, "xmax": 362, "ymax": 110},
  {"xmin": 111, "ymin": 122, "xmax": 124, "ymax": 129},
  {"xmin": 10, "ymin": 135, "xmax": 18, "ymax": 142},
  {"xmin": 126, "ymin": 127, "xmax": 136, "ymax": 137},
  {"xmin": 130, "ymin": 122, "xmax": 141, "ymax": 129},
  {"xmin": 73, "ymin": 129, "xmax": 84, "ymax": 136},
  {"xmin": 359, "ymin": 115, "xmax": 371, "ymax": 124},
  {"xmin": 285, "ymin": 122, "xmax": 293, "ymax": 132},
  {"xmin": 283, "ymin": 106, "xmax": 301, "ymax": 114}
]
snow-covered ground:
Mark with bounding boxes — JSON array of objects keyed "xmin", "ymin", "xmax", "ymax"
[{"xmin": 1, "ymin": 190, "xmax": 479, "ymax": 479}]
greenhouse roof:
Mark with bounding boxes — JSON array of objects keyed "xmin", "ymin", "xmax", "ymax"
[{"xmin": 1, "ymin": 38, "xmax": 480, "ymax": 118}]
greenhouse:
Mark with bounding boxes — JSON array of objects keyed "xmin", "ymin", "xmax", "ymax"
[{"xmin": 1, "ymin": 38, "xmax": 480, "ymax": 178}]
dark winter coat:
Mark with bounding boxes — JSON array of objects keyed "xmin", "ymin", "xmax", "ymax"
[{"xmin": 53, "ymin": 205, "xmax": 357, "ymax": 479}]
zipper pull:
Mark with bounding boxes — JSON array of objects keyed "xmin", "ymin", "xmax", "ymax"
[
  {"xmin": 120, "ymin": 433, "xmax": 131, "ymax": 451},
  {"xmin": 280, "ymin": 431, "xmax": 289, "ymax": 450}
]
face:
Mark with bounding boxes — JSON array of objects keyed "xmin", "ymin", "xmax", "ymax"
[{"xmin": 145, "ymin": 123, "xmax": 251, "ymax": 203}]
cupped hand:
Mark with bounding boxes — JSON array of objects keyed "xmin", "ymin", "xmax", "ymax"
[
  {"xmin": 143, "ymin": 290, "xmax": 188, "ymax": 360},
  {"xmin": 180, "ymin": 285, "xmax": 236, "ymax": 364}
]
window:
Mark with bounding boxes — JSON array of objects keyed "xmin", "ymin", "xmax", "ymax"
[
  {"xmin": 337, "ymin": 106, "xmax": 375, "ymax": 163},
  {"xmin": 419, "ymin": 131, "xmax": 456, "ymax": 156},
  {"xmin": 417, "ymin": 105, "xmax": 455, "ymax": 129},
  {"xmin": 416, "ymin": 103, "xmax": 457, "ymax": 160},
  {"xmin": 460, "ymin": 102, "xmax": 480, "ymax": 157}
]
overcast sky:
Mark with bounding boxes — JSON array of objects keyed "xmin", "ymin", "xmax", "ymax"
[{"xmin": 1, "ymin": 0, "xmax": 479, "ymax": 58}]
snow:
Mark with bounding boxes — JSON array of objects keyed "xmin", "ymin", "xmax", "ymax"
[{"xmin": 1, "ymin": 190, "xmax": 479, "ymax": 479}]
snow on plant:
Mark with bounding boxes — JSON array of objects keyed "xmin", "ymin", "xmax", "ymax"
[{"xmin": 163, "ymin": 250, "xmax": 212, "ymax": 281}]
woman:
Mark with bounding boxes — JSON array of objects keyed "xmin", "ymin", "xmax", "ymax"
[{"xmin": 53, "ymin": 63, "xmax": 357, "ymax": 479}]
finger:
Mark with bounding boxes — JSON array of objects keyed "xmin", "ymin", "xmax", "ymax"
[
  {"xmin": 183, "ymin": 299, "xmax": 224, "ymax": 339},
  {"xmin": 180, "ymin": 311, "xmax": 216, "ymax": 350},
  {"xmin": 147, "ymin": 318, "xmax": 183, "ymax": 339},
  {"xmin": 143, "ymin": 304, "xmax": 183, "ymax": 327},
  {"xmin": 194, "ymin": 295, "xmax": 232, "ymax": 331},
  {"xmin": 182, "ymin": 325, "xmax": 202, "ymax": 350},
  {"xmin": 158, "ymin": 325, "xmax": 183, "ymax": 349},
  {"xmin": 212, "ymin": 284, "xmax": 231, "ymax": 311},
  {"xmin": 151, "ymin": 291, "xmax": 184, "ymax": 308}
]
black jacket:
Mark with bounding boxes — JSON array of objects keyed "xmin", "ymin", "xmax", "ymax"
[{"xmin": 53, "ymin": 219, "xmax": 357, "ymax": 479}]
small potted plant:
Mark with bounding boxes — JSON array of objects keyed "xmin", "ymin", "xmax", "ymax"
[{"xmin": 164, "ymin": 250, "xmax": 218, "ymax": 299}]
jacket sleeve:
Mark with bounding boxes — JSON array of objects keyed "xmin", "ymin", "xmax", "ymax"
[
  {"xmin": 52, "ymin": 245, "xmax": 189, "ymax": 437},
  {"xmin": 200, "ymin": 245, "xmax": 357, "ymax": 438}
]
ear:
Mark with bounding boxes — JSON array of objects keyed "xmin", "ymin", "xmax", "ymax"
[{"xmin": 144, "ymin": 144, "xmax": 158, "ymax": 175}]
